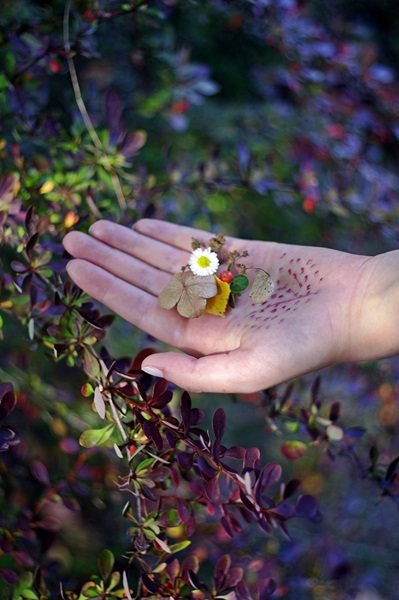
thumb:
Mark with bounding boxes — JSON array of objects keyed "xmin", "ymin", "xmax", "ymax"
[{"xmin": 141, "ymin": 349, "xmax": 265, "ymax": 394}]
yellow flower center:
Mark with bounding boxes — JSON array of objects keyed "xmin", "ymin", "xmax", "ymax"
[{"xmin": 197, "ymin": 256, "xmax": 211, "ymax": 268}]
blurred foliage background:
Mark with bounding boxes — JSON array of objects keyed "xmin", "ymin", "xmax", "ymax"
[{"xmin": 1, "ymin": 1, "xmax": 399, "ymax": 599}]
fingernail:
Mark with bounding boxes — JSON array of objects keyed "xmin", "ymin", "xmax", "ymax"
[{"xmin": 142, "ymin": 366, "xmax": 164, "ymax": 378}]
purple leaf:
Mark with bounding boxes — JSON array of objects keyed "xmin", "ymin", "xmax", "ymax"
[
  {"xmin": 260, "ymin": 578, "xmax": 277, "ymax": 597},
  {"xmin": 225, "ymin": 566, "xmax": 244, "ymax": 589},
  {"xmin": 197, "ymin": 454, "xmax": 218, "ymax": 479},
  {"xmin": 177, "ymin": 451, "xmax": 194, "ymax": 470},
  {"xmin": 296, "ymin": 494, "xmax": 321, "ymax": 522},
  {"xmin": 177, "ymin": 500, "xmax": 189, "ymax": 523},
  {"xmin": 212, "ymin": 407, "xmax": 226, "ymax": 441},
  {"xmin": 344, "ymin": 426, "xmax": 366, "ymax": 439},
  {"xmin": 236, "ymin": 580, "xmax": 253, "ymax": 600},
  {"xmin": 243, "ymin": 447, "xmax": 261, "ymax": 471},
  {"xmin": 0, "ymin": 427, "xmax": 21, "ymax": 452},
  {"xmin": 270, "ymin": 503, "xmax": 295, "ymax": 520},
  {"xmin": 224, "ymin": 445, "xmax": 246, "ymax": 460},
  {"xmin": 0, "ymin": 383, "xmax": 16, "ymax": 420},
  {"xmin": 105, "ymin": 88, "xmax": 123, "ymax": 139},
  {"xmin": 31, "ymin": 460, "xmax": 50, "ymax": 486},
  {"xmin": 221, "ymin": 515, "xmax": 234, "ymax": 537},
  {"xmin": 260, "ymin": 462, "xmax": 282, "ymax": 488},
  {"xmin": 205, "ymin": 475, "xmax": 221, "ymax": 503}
]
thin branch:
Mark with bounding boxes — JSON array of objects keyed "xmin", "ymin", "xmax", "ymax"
[{"xmin": 63, "ymin": 0, "xmax": 102, "ymax": 150}]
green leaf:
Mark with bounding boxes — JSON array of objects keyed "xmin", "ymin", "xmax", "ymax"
[
  {"xmin": 106, "ymin": 571, "xmax": 121, "ymax": 592},
  {"xmin": 136, "ymin": 457, "xmax": 155, "ymax": 473},
  {"xmin": 230, "ymin": 274, "xmax": 249, "ymax": 294},
  {"xmin": 169, "ymin": 540, "xmax": 191, "ymax": 553},
  {"xmin": 21, "ymin": 591, "xmax": 39, "ymax": 599},
  {"xmin": 98, "ymin": 548, "xmax": 114, "ymax": 583},
  {"xmin": 79, "ymin": 423, "xmax": 115, "ymax": 448},
  {"xmin": 83, "ymin": 348, "xmax": 101, "ymax": 379}
]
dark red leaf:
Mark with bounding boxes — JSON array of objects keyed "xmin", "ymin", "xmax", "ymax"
[
  {"xmin": 129, "ymin": 348, "xmax": 157, "ymax": 373},
  {"xmin": 26, "ymin": 232, "xmax": 40, "ymax": 258},
  {"xmin": 0, "ymin": 568, "xmax": 18, "ymax": 585},
  {"xmin": 12, "ymin": 551, "xmax": 35, "ymax": 568},
  {"xmin": 0, "ymin": 383, "xmax": 16, "ymax": 420},
  {"xmin": 329, "ymin": 401, "xmax": 341, "ymax": 422},
  {"xmin": 188, "ymin": 569, "xmax": 209, "ymax": 591},
  {"xmin": 185, "ymin": 515, "xmax": 196, "ymax": 537},
  {"xmin": 283, "ymin": 478, "xmax": 301, "ymax": 500},
  {"xmin": 142, "ymin": 573, "xmax": 159, "ymax": 594},
  {"xmin": 189, "ymin": 407, "xmax": 205, "ymax": 426},
  {"xmin": 310, "ymin": 374, "xmax": 321, "ymax": 407},
  {"xmin": 25, "ymin": 205, "xmax": 34, "ymax": 234},
  {"xmin": 215, "ymin": 555, "xmax": 231, "ymax": 578},
  {"xmin": 212, "ymin": 407, "xmax": 226, "ymax": 441},
  {"xmin": 140, "ymin": 484, "xmax": 157, "ymax": 502},
  {"xmin": 239, "ymin": 490, "xmax": 256, "ymax": 513},
  {"xmin": 180, "ymin": 391, "xmax": 191, "ymax": 426},
  {"xmin": 386, "ymin": 456, "xmax": 399, "ymax": 482},
  {"xmin": 177, "ymin": 451, "xmax": 194, "ymax": 470},
  {"xmin": 177, "ymin": 500, "xmax": 189, "ymax": 523}
]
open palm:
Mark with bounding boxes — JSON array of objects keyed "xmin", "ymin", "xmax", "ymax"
[{"xmin": 63, "ymin": 219, "xmax": 392, "ymax": 393}]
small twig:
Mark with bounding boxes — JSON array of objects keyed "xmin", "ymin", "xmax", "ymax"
[{"xmin": 63, "ymin": 0, "xmax": 102, "ymax": 150}]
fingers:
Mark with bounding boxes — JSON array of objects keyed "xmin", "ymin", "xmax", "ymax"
[
  {"xmin": 63, "ymin": 231, "xmax": 171, "ymax": 296},
  {"xmin": 89, "ymin": 220, "xmax": 192, "ymax": 272},
  {"xmin": 134, "ymin": 219, "xmax": 216, "ymax": 249},
  {"xmin": 141, "ymin": 348, "xmax": 271, "ymax": 394}
]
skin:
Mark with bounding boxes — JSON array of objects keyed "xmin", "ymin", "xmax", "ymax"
[{"xmin": 63, "ymin": 219, "xmax": 399, "ymax": 394}]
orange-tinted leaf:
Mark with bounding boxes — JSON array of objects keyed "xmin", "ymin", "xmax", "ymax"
[{"xmin": 281, "ymin": 440, "xmax": 308, "ymax": 460}]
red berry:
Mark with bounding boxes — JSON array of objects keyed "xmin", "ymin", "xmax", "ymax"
[
  {"xmin": 49, "ymin": 60, "xmax": 61, "ymax": 74},
  {"xmin": 219, "ymin": 270, "xmax": 233, "ymax": 283}
]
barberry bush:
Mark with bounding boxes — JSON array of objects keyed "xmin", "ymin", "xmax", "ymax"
[{"xmin": 1, "ymin": 1, "xmax": 399, "ymax": 598}]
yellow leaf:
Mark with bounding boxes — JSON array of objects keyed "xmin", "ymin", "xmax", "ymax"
[
  {"xmin": 64, "ymin": 211, "xmax": 79, "ymax": 228},
  {"xmin": 39, "ymin": 180, "xmax": 55, "ymax": 194},
  {"xmin": 205, "ymin": 276, "xmax": 230, "ymax": 317}
]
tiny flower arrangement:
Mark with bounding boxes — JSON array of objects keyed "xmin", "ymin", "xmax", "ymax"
[{"xmin": 158, "ymin": 233, "xmax": 274, "ymax": 318}]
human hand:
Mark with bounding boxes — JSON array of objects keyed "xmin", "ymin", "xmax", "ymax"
[{"xmin": 63, "ymin": 219, "xmax": 399, "ymax": 393}]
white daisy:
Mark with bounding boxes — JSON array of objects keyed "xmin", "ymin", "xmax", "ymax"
[{"xmin": 188, "ymin": 247, "xmax": 219, "ymax": 276}]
